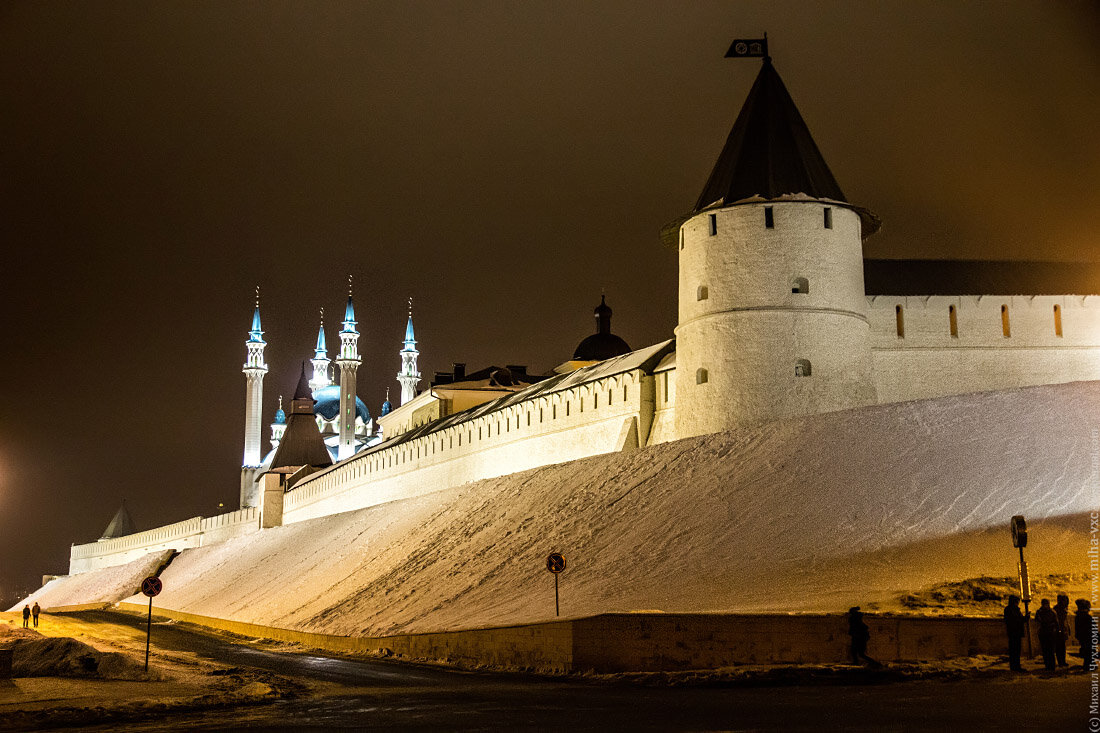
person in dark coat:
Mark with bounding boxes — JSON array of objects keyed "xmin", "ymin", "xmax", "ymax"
[
  {"xmin": 21, "ymin": 605, "xmax": 30, "ymax": 629},
  {"xmin": 847, "ymin": 607, "xmax": 878, "ymax": 666},
  {"xmin": 31, "ymin": 602, "xmax": 40, "ymax": 629},
  {"xmin": 1004, "ymin": 595, "xmax": 1026, "ymax": 671},
  {"xmin": 1035, "ymin": 598, "xmax": 1058, "ymax": 671},
  {"xmin": 1076, "ymin": 599, "xmax": 1095, "ymax": 672},
  {"xmin": 1054, "ymin": 594, "xmax": 1070, "ymax": 667}
]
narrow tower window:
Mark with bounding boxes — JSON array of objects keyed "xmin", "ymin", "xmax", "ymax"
[
  {"xmin": 895, "ymin": 305, "xmax": 905, "ymax": 338},
  {"xmin": 823, "ymin": 207, "xmax": 833, "ymax": 229},
  {"xmin": 709, "ymin": 213, "xmax": 717, "ymax": 236},
  {"xmin": 795, "ymin": 359, "xmax": 812, "ymax": 377},
  {"xmin": 764, "ymin": 206, "xmax": 774, "ymax": 229},
  {"xmin": 697, "ymin": 285, "xmax": 709, "ymax": 301},
  {"xmin": 1054, "ymin": 304, "xmax": 1063, "ymax": 337},
  {"xmin": 696, "ymin": 368, "xmax": 708, "ymax": 385},
  {"xmin": 791, "ymin": 277, "xmax": 809, "ymax": 294},
  {"xmin": 949, "ymin": 304, "xmax": 958, "ymax": 338},
  {"xmin": 1001, "ymin": 304, "xmax": 1011, "ymax": 338}
]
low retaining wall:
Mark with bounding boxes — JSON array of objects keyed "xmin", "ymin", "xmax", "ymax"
[{"xmin": 96, "ymin": 605, "xmax": 1009, "ymax": 673}]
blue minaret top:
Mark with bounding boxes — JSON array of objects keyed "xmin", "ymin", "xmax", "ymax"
[
  {"xmin": 403, "ymin": 314, "xmax": 416, "ymax": 348},
  {"xmin": 342, "ymin": 295, "xmax": 357, "ymax": 333},
  {"xmin": 381, "ymin": 388, "xmax": 393, "ymax": 416},
  {"xmin": 248, "ymin": 287, "xmax": 264, "ymax": 344},
  {"xmin": 274, "ymin": 396, "xmax": 286, "ymax": 425},
  {"xmin": 314, "ymin": 320, "xmax": 327, "ymax": 358}
]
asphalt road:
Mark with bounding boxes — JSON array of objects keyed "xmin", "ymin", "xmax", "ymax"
[{"xmin": 74, "ymin": 611, "xmax": 1091, "ymax": 731}]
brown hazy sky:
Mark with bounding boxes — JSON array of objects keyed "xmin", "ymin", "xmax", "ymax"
[{"xmin": 1, "ymin": 1, "xmax": 1098, "ymax": 602}]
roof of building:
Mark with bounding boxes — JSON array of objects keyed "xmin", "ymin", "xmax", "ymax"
[
  {"xmin": 315, "ymin": 323, "xmax": 327, "ymax": 356},
  {"xmin": 100, "ymin": 502, "xmax": 136, "ymax": 540},
  {"xmin": 864, "ymin": 260, "xmax": 1100, "ymax": 296},
  {"xmin": 312, "ymin": 384, "xmax": 371, "ymax": 422},
  {"xmin": 270, "ymin": 366, "xmax": 333, "ymax": 472},
  {"xmin": 296, "ymin": 340, "xmax": 675, "ymax": 481},
  {"xmin": 573, "ymin": 296, "xmax": 631, "ymax": 361},
  {"xmin": 695, "ymin": 57, "xmax": 846, "ymax": 210}
]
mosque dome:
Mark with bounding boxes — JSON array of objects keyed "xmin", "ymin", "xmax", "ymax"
[
  {"xmin": 311, "ymin": 385, "xmax": 371, "ymax": 423},
  {"xmin": 572, "ymin": 296, "xmax": 631, "ymax": 361}
]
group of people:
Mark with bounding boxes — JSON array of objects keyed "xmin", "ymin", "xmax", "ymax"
[
  {"xmin": 1004, "ymin": 594, "xmax": 1094, "ymax": 672},
  {"xmin": 20, "ymin": 602, "xmax": 41, "ymax": 629}
]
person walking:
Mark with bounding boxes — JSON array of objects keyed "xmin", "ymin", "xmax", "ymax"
[
  {"xmin": 31, "ymin": 602, "xmax": 41, "ymax": 629},
  {"xmin": 1054, "ymin": 594, "xmax": 1070, "ymax": 667},
  {"xmin": 1076, "ymin": 599, "xmax": 1094, "ymax": 672},
  {"xmin": 21, "ymin": 605, "xmax": 30, "ymax": 629},
  {"xmin": 1004, "ymin": 595, "xmax": 1026, "ymax": 671},
  {"xmin": 1035, "ymin": 598, "xmax": 1058, "ymax": 671},
  {"xmin": 847, "ymin": 607, "xmax": 878, "ymax": 666}
]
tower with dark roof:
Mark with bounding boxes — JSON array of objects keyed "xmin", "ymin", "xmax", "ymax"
[
  {"xmin": 674, "ymin": 56, "xmax": 878, "ymax": 439},
  {"xmin": 573, "ymin": 295, "xmax": 632, "ymax": 362}
]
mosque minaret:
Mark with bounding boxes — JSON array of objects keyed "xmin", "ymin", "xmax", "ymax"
[
  {"xmin": 240, "ymin": 288, "xmax": 268, "ymax": 499},
  {"xmin": 309, "ymin": 308, "xmax": 332, "ymax": 393},
  {"xmin": 397, "ymin": 299, "xmax": 420, "ymax": 406},
  {"xmin": 336, "ymin": 278, "xmax": 362, "ymax": 461}
]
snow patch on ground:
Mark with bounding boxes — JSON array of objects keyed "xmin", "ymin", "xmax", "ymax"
[
  {"xmin": 9, "ymin": 551, "xmax": 174, "ymax": 611},
  {"xmin": 108, "ymin": 382, "xmax": 1098, "ymax": 637}
]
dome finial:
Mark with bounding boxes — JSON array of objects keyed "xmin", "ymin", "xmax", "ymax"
[
  {"xmin": 320, "ymin": 306, "xmax": 324, "ymax": 329},
  {"xmin": 255, "ymin": 284, "xmax": 260, "ymax": 309}
]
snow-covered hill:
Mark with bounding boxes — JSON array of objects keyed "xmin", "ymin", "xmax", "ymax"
[{"xmin": 129, "ymin": 382, "xmax": 1096, "ymax": 636}]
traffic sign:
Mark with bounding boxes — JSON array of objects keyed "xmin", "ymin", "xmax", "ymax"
[
  {"xmin": 1010, "ymin": 515, "xmax": 1027, "ymax": 548},
  {"xmin": 546, "ymin": 552, "xmax": 566, "ymax": 574},
  {"xmin": 141, "ymin": 576, "xmax": 162, "ymax": 598}
]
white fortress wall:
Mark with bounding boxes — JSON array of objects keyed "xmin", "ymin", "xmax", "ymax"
[
  {"xmin": 283, "ymin": 343, "xmax": 672, "ymax": 524},
  {"xmin": 869, "ymin": 295, "xmax": 1100, "ymax": 403},
  {"xmin": 646, "ymin": 353, "xmax": 677, "ymax": 446},
  {"xmin": 68, "ymin": 507, "xmax": 260, "ymax": 575}
]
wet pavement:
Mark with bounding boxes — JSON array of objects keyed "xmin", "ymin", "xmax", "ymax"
[{"xmin": 67, "ymin": 611, "xmax": 1091, "ymax": 731}]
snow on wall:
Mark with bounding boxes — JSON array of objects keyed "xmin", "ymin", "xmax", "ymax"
[
  {"xmin": 127, "ymin": 381, "xmax": 1098, "ymax": 637},
  {"xmin": 11, "ymin": 550, "xmax": 175, "ymax": 611}
]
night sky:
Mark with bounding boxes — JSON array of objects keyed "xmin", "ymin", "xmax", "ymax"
[{"xmin": 1, "ymin": 2, "xmax": 1098, "ymax": 604}]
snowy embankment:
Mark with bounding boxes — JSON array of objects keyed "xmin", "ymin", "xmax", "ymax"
[
  {"xmin": 9, "ymin": 551, "xmax": 174, "ymax": 611},
  {"xmin": 128, "ymin": 382, "xmax": 1095, "ymax": 637}
]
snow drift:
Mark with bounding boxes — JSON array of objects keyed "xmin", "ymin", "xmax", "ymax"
[
  {"xmin": 9, "ymin": 551, "xmax": 174, "ymax": 611},
  {"xmin": 121, "ymin": 382, "xmax": 1095, "ymax": 636}
]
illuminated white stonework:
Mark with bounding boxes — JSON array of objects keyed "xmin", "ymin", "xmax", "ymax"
[
  {"xmin": 336, "ymin": 289, "xmax": 361, "ymax": 462},
  {"xmin": 397, "ymin": 305, "xmax": 420, "ymax": 406}
]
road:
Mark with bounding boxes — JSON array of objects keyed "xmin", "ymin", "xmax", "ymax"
[{"xmin": 67, "ymin": 611, "xmax": 1094, "ymax": 731}]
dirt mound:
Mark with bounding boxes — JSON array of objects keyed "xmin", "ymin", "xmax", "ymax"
[{"xmin": 0, "ymin": 627, "xmax": 153, "ymax": 680}]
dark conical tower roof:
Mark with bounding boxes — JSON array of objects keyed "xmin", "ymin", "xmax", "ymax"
[
  {"xmin": 100, "ymin": 502, "xmax": 136, "ymax": 540},
  {"xmin": 270, "ymin": 363, "xmax": 333, "ymax": 472},
  {"xmin": 696, "ymin": 58, "xmax": 846, "ymax": 210}
]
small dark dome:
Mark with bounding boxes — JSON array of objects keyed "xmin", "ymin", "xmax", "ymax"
[{"xmin": 572, "ymin": 296, "xmax": 631, "ymax": 361}]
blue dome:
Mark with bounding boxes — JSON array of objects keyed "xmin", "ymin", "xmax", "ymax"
[
  {"xmin": 311, "ymin": 385, "xmax": 370, "ymax": 423},
  {"xmin": 381, "ymin": 399, "xmax": 392, "ymax": 416},
  {"xmin": 274, "ymin": 407, "xmax": 286, "ymax": 425}
]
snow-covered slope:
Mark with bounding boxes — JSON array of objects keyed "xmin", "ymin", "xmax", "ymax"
[
  {"xmin": 130, "ymin": 382, "xmax": 1096, "ymax": 636},
  {"xmin": 11, "ymin": 551, "xmax": 174, "ymax": 611}
]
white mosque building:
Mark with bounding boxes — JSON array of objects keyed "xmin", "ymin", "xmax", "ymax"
[{"xmin": 70, "ymin": 54, "xmax": 1100, "ymax": 574}]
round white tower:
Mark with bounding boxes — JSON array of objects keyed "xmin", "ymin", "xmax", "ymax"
[
  {"xmin": 336, "ymin": 278, "xmax": 361, "ymax": 462},
  {"xmin": 674, "ymin": 57, "xmax": 878, "ymax": 440}
]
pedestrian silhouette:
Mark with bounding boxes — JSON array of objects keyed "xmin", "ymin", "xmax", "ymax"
[
  {"xmin": 21, "ymin": 605, "xmax": 29, "ymax": 629},
  {"xmin": 1035, "ymin": 598, "xmax": 1058, "ymax": 671},
  {"xmin": 1076, "ymin": 599, "xmax": 1094, "ymax": 672},
  {"xmin": 1004, "ymin": 595, "xmax": 1026, "ymax": 671},
  {"xmin": 31, "ymin": 602, "xmax": 40, "ymax": 629},
  {"xmin": 847, "ymin": 607, "xmax": 879, "ymax": 666},
  {"xmin": 1054, "ymin": 594, "xmax": 1070, "ymax": 667}
]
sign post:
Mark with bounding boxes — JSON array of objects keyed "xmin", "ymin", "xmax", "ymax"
[
  {"xmin": 1010, "ymin": 515, "xmax": 1032, "ymax": 659},
  {"xmin": 545, "ymin": 552, "xmax": 566, "ymax": 617},
  {"xmin": 140, "ymin": 576, "xmax": 162, "ymax": 672}
]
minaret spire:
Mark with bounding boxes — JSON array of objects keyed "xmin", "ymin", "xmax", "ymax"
[
  {"xmin": 397, "ymin": 296, "xmax": 421, "ymax": 406},
  {"xmin": 241, "ymin": 286, "xmax": 269, "ymax": 507},
  {"xmin": 309, "ymin": 306, "xmax": 331, "ymax": 392},
  {"xmin": 336, "ymin": 275, "xmax": 361, "ymax": 461}
]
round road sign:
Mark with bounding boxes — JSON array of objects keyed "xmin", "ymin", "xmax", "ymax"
[
  {"xmin": 546, "ymin": 552, "xmax": 566, "ymax": 574},
  {"xmin": 141, "ymin": 576, "xmax": 162, "ymax": 598},
  {"xmin": 1010, "ymin": 515, "xmax": 1027, "ymax": 549}
]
